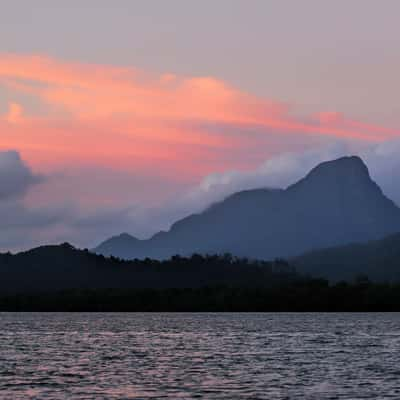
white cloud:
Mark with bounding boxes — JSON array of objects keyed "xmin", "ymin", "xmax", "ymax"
[{"xmin": 161, "ymin": 139, "xmax": 400, "ymax": 225}]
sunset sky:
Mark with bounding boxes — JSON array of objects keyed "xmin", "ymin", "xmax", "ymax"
[{"xmin": 1, "ymin": 1, "xmax": 400, "ymax": 250}]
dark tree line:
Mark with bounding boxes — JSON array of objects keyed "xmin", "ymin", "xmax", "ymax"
[
  {"xmin": 2, "ymin": 243, "xmax": 400, "ymax": 311},
  {"xmin": 2, "ymin": 278, "xmax": 400, "ymax": 312},
  {"xmin": 0, "ymin": 243, "xmax": 297, "ymax": 294}
]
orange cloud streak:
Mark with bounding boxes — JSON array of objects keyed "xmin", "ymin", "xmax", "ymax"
[{"xmin": 0, "ymin": 53, "xmax": 399, "ymax": 181}]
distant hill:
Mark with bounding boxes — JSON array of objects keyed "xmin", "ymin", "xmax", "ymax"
[
  {"xmin": 2, "ymin": 241, "xmax": 400, "ymax": 310},
  {"xmin": 95, "ymin": 156, "xmax": 400, "ymax": 260},
  {"xmin": 294, "ymin": 232, "xmax": 400, "ymax": 282},
  {"xmin": 0, "ymin": 243, "xmax": 296, "ymax": 294},
  {"xmin": 2, "ymin": 234, "xmax": 400, "ymax": 298}
]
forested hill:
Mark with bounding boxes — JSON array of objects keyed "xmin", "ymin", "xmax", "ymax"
[
  {"xmin": 2, "ymin": 238, "xmax": 400, "ymax": 310},
  {"xmin": 294, "ymin": 232, "xmax": 400, "ymax": 282},
  {"xmin": 3, "ymin": 229, "xmax": 400, "ymax": 299},
  {"xmin": 0, "ymin": 243, "xmax": 296, "ymax": 294}
]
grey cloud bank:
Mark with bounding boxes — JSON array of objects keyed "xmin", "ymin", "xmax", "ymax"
[{"xmin": 0, "ymin": 151, "xmax": 42, "ymax": 200}]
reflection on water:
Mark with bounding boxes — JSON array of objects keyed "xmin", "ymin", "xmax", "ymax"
[{"xmin": 1, "ymin": 313, "xmax": 400, "ymax": 399}]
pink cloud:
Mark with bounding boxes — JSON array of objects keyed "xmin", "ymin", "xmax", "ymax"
[
  {"xmin": 4, "ymin": 102, "xmax": 23, "ymax": 123},
  {"xmin": 0, "ymin": 53, "xmax": 398, "ymax": 186}
]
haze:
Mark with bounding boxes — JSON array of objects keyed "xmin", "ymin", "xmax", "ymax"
[{"xmin": 1, "ymin": 0, "xmax": 400, "ymax": 250}]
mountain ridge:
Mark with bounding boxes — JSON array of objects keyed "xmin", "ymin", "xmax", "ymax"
[
  {"xmin": 294, "ymin": 231, "xmax": 400, "ymax": 282},
  {"xmin": 95, "ymin": 156, "xmax": 400, "ymax": 260}
]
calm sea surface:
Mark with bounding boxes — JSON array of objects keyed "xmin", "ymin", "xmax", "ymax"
[{"xmin": 1, "ymin": 313, "xmax": 400, "ymax": 399}]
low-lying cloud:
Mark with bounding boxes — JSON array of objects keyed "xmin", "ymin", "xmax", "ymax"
[{"xmin": 180, "ymin": 140, "xmax": 400, "ymax": 213}]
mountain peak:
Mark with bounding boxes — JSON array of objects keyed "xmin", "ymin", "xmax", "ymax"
[
  {"xmin": 95, "ymin": 156, "xmax": 400, "ymax": 261},
  {"xmin": 287, "ymin": 155, "xmax": 374, "ymax": 194},
  {"xmin": 307, "ymin": 156, "xmax": 369, "ymax": 178},
  {"xmin": 93, "ymin": 232, "xmax": 140, "ymax": 257},
  {"xmin": 117, "ymin": 233, "xmax": 138, "ymax": 241}
]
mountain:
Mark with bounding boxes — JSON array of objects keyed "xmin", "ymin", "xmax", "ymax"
[
  {"xmin": 94, "ymin": 233, "xmax": 141, "ymax": 260},
  {"xmin": 294, "ymin": 232, "xmax": 400, "ymax": 282},
  {"xmin": 95, "ymin": 156, "xmax": 400, "ymax": 260},
  {"xmin": 0, "ymin": 243, "xmax": 296, "ymax": 294}
]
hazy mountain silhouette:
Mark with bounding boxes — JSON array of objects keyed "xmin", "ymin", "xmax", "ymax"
[
  {"xmin": 95, "ymin": 156, "xmax": 400, "ymax": 260},
  {"xmin": 294, "ymin": 232, "xmax": 400, "ymax": 282}
]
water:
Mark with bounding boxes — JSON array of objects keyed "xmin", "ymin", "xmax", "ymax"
[{"xmin": 1, "ymin": 313, "xmax": 400, "ymax": 399}]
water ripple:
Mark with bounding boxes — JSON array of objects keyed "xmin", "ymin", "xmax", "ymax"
[{"xmin": 1, "ymin": 313, "xmax": 400, "ymax": 399}]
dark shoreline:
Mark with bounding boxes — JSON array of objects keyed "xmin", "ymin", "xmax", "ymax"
[{"xmin": 2, "ymin": 280, "xmax": 400, "ymax": 312}]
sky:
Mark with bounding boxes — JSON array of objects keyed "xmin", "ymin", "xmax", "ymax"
[{"xmin": 1, "ymin": 1, "xmax": 400, "ymax": 251}]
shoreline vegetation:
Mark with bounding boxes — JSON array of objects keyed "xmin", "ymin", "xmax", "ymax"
[
  {"xmin": 2, "ymin": 279, "xmax": 400, "ymax": 312},
  {"xmin": 2, "ymin": 243, "xmax": 400, "ymax": 312}
]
